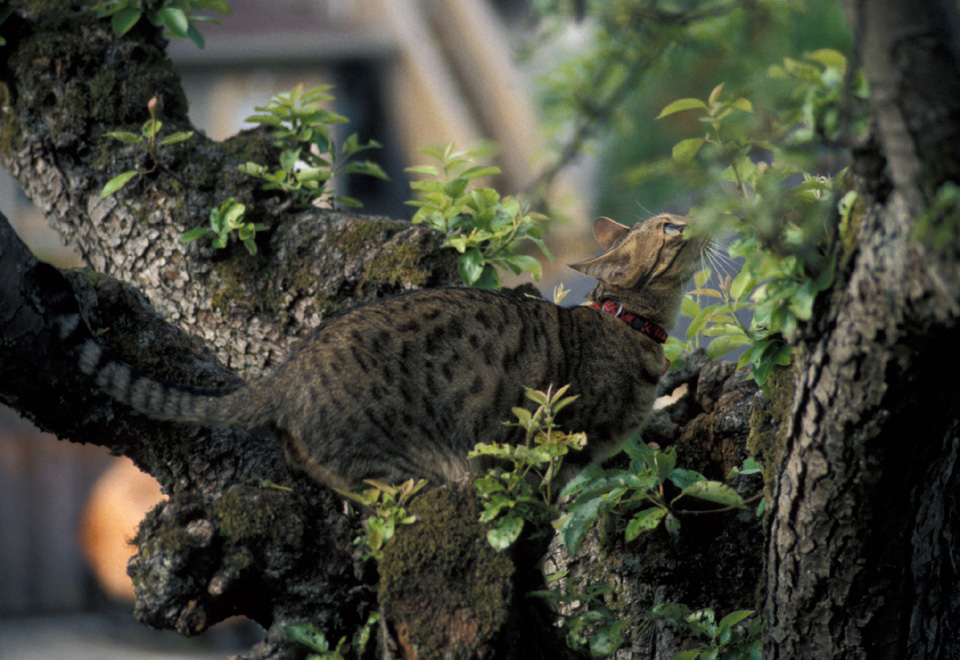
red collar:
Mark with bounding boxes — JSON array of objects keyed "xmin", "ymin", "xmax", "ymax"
[{"xmin": 590, "ymin": 300, "xmax": 668, "ymax": 344}]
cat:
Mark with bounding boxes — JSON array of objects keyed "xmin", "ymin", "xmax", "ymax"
[{"xmin": 78, "ymin": 214, "xmax": 705, "ymax": 491}]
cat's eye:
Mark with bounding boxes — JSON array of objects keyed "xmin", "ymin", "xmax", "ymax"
[{"xmin": 663, "ymin": 223, "xmax": 684, "ymax": 236}]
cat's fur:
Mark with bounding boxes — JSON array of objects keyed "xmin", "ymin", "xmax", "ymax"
[{"xmin": 78, "ymin": 215, "xmax": 704, "ymax": 490}]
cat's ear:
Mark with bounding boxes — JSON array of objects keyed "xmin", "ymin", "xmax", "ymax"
[
  {"xmin": 569, "ymin": 223, "xmax": 659, "ymax": 288},
  {"xmin": 591, "ymin": 216, "xmax": 631, "ymax": 250}
]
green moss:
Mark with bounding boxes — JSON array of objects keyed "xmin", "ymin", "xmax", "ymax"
[
  {"xmin": 840, "ymin": 191, "xmax": 866, "ymax": 265},
  {"xmin": 211, "ymin": 486, "xmax": 287, "ymax": 541},
  {"xmin": 88, "ymin": 68, "xmax": 119, "ymax": 122},
  {"xmin": 746, "ymin": 365, "xmax": 795, "ymax": 499},
  {"xmin": 209, "ymin": 253, "xmax": 285, "ymax": 321},
  {"xmin": 221, "ymin": 128, "xmax": 277, "ymax": 166},
  {"xmin": 378, "ymin": 486, "xmax": 514, "ymax": 657},
  {"xmin": 365, "ymin": 242, "xmax": 429, "ymax": 287},
  {"xmin": 327, "ymin": 218, "xmax": 402, "ymax": 256}
]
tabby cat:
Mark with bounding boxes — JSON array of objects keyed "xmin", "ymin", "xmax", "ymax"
[{"xmin": 79, "ymin": 214, "xmax": 704, "ymax": 490}]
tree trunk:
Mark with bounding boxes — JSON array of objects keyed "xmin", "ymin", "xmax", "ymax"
[{"xmin": 765, "ymin": 1, "xmax": 960, "ymax": 656}]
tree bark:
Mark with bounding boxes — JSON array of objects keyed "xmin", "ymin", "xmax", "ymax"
[
  {"xmin": 765, "ymin": 1, "xmax": 960, "ymax": 657},
  {"xmin": 0, "ymin": 2, "xmax": 773, "ymax": 659}
]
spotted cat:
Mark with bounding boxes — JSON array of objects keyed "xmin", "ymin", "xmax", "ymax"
[{"xmin": 78, "ymin": 215, "xmax": 704, "ymax": 490}]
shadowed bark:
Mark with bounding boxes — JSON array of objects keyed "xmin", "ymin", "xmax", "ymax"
[
  {"xmin": 7, "ymin": 0, "xmax": 960, "ymax": 659},
  {"xmin": 763, "ymin": 1, "xmax": 960, "ymax": 657}
]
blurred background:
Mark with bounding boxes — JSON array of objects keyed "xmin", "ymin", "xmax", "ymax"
[{"xmin": 0, "ymin": 0, "xmax": 850, "ymax": 657}]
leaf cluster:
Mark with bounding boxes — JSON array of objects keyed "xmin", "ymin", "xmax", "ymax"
[
  {"xmin": 180, "ymin": 197, "xmax": 267, "ymax": 255},
  {"xmin": 92, "ymin": 0, "xmax": 231, "ymax": 49},
  {"xmin": 406, "ymin": 145, "xmax": 551, "ymax": 288},
  {"xmin": 530, "ymin": 577, "xmax": 627, "ymax": 658},
  {"xmin": 654, "ymin": 52, "xmax": 863, "ymax": 384},
  {"xmin": 337, "ymin": 478, "xmax": 427, "ymax": 562},
  {"xmin": 469, "ymin": 385, "xmax": 585, "ymax": 550},
  {"xmin": 101, "ymin": 99, "xmax": 195, "ymax": 198},
  {"xmin": 286, "ymin": 612, "xmax": 379, "ymax": 660},
  {"xmin": 558, "ymin": 439, "xmax": 760, "ymax": 555},
  {"xmin": 240, "ymin": 84, "xmax": 388, "ymax": 210},
  {"xmin": 649, "ymin": 604, "xmax": 762, "ymax": 660}
]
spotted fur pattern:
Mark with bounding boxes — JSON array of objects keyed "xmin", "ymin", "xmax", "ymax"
[{"xmin": 79, "ymin": 215, "xmax": 704, "ymax": 489}]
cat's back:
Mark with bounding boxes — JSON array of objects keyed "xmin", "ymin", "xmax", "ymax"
[{"xmin": 260, "ymin": 287, "xmax": 568, "ymax": 483}]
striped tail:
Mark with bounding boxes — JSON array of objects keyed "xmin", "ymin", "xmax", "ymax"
[{"xmin": 78, "ymin": 338, "xmax": 255, "ymax": 427}]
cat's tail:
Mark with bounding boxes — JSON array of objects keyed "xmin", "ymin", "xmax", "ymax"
[
  {"xmin": 77, "ymin": 337, "xmax": 263, "ymax": 428},
  {"xmin": 40, "ymin": 261, "xmax": 263, "ymax": 430}
]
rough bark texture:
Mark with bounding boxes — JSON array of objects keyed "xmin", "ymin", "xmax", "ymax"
[
  {"xmin": 0, "ymin": 1, "xmax": 458, "ymax": 379},
  {"xmin": 1, "ymin": 192, "xmax": 771, "ymax": 658},
  {"xmin": 21, "ymin": 0, "xmax": 959, "ymax": 658},
  {"xmin": 765, "ymin": 1, "xmax": 960, "ymax": 657}
]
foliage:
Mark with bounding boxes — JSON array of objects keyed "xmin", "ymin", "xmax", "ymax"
[
  {"xmin": 650, "ymin": 604, "xmax": 762, "ymax": 660},
  {"xmin": 469, "ymin": 385, "xmax": 585, "ymax": 550},
  {"xmin": 286, "ymin": 612, "xmax": 379, "ymax": 660},
  {"xmin": 521, "ymin": 0, "xmax": 749, "ymax": 200},
  {"xmin": 100, "ymin": 96, "xmax": 195, "ymax": 198},
  {"xmin": 654, "ymin": 49, "xmax": 864, "ymax": 384},
  {"xmin": 180, "ymin": 197, "xmax": 267, "ymax": 255},
  {"xmin": 530, "ymin": 577, "xmax": 628, "ymax": 657},
  {"xmin": 92, "ymin": 0, "xmax": 231, "ymax": 49},
  {"xmin": 406, "ymin": 145, "xmax": 551, "ymax": 288},
  {"xmin": 240, "ymin": 84, "xmax": 388, "ymax": 210},
  {"xmin": 914, "ymin": 181, "xmax": 960, "ymax": 253},
  {"xmin": 337, "ymin": 478, "xmax": 427, "ymax": 562},
  {"xmin": 559, "ymin": 439, "xmax": 758, "ymax": 555}
]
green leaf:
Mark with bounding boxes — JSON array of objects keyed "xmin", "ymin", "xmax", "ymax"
[
  {"xmin": 806, "ymin": 48, "xmax": 847, "ymax": 70},
  {"xmin": 222, "ymin": 201, "xmax": 246, "ymax": 227},
  {"xmin": 406, "ymin": 165, "xmax": 439, "ymax": 176},
  {"xmin": 487, "ymin": 514, "xmax": 523, "ymax": 551},
  {"xmin": 474, "ymin": 265, "xmax": 501, "ymax": 289},
  {"xmin": 101, "ymin": 170, "xmax": 138, "ymax": 197},
  {"xmin": 195, "ymin": 0, "xmax": 233, "ymax": 15},
  {"xmin": 157, "ymin": 131, "xmax": 194, "ymax": 146},
  {"xmin": 457, "ymin": 249, "xmax": 485, "ymax": 285},
  {"xmin": 664, "ymin": 512, "xmax": 680, "ymax": 536},
  {"xmin": 686, "ymin": 305, "xmax": 711, "ymax": 339},
  {"xmin": 337, "ymin": 196, "xmax": 363, "ymax": 208},
  {"xmin": 590, "ymin": 619, "xmax": 627, "ymax": 657},
  {"xmin": 705, "ymin": 333, "xmax": 749, "ymax": 359},
  {"xmin": 186, "ymin": 24, "xmax": 205, "ymax": 49},
  {"xmin": 105, "ymin": 130, "xmax": 141, "ymax": 143},
  {"xmin": 158, "ymin": 7, "xmax": 189, "ymax": 37},
  {"xmin": 717, "ymin": 609, "xmax": 754, "ymax": 632},
  {"xmin": 111, "ymin": 8, "xmax": 142, "ymax": 35},
  {"xmin": 280, "ymin": 148, "xmax": 301, "ymax": 173},
  {"xmin": 680, "ymin": 481, "xmax": 747, "ymax": 509},
  {"xmin": 670, "ymin": 651, "xmax": 701, "ymax": 660},
  {"xmin": 694, "ymin": 267, "xmax": 711, "ymax": 288},
  {"xmin": 180, "ymin": 227, "xmax": 212, "ymax": 242},
  {"xmin": 625, "ymin": 507, "xmax": 666, "ymax": 541},
  {"xmin": 346, "ymin": 161, "xmax": 389, "ymax": 180},
  {"xmin": 461, "ymin": 165, "xmax": 501, "ymax": 181},
  {"xmin": 238, "ymin": 162, "xmax": 266, "ymax": 176},
  {"xmin": 681, "ymin": 296, "xmax": 701, "ymax": 318},
  {"xmin": 560, "ymin": 495, "xmax": 602, "ymax": 554},
  {"xmin": 729, "ymin": 268, "xmax": 755, "ymax": 300},
  {"xmin": 672, "ymin": 137, "xmax": 706, "ymax": 163},
  {"xmin": 667, "ymin": 468, "xmax": 705, "ymax": 489},
  {"xmin": 500, "ymin": 254, "xmax": 542, "ymax": 281},
  {"xmin": 657, "ymin": 98, "xmax": 708, "ymax": 119}
]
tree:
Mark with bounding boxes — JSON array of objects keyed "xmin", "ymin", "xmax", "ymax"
[{"xmin": 1, "ymin": 1, "xmax": 959, "ymax": 659}]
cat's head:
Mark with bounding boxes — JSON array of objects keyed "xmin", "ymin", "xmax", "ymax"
[{"xmin": 569, "ymin": 214, "xmax": 705, "ymax": 290}]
